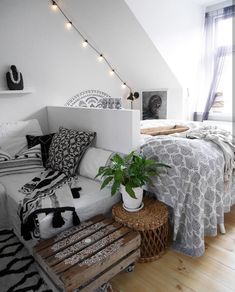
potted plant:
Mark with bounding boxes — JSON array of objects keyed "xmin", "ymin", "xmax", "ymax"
[{"xmin": 96, "ymin": 151, "xmax": 170, "ymax": 211}]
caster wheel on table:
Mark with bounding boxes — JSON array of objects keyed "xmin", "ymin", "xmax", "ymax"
[
  {"xmin": 126, "ymin": 263, "xmax": 135, "ymax": 273},
  {"xmin": 97, "ymin": 282, "xmax": 113, "ymax": 292}
]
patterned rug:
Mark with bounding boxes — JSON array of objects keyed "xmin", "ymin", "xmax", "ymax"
[
  {"xmin": 0, "ymin": 230, "xmax": 114, "ymax": 292},
  {"xmin": 0, "ymin": 230, "xmax": 51, "ymax": 292}
]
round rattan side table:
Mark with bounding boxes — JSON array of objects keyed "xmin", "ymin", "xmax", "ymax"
[{"xmin": 112, "ymin": 197, "xmax": 168, "ymax": 263}]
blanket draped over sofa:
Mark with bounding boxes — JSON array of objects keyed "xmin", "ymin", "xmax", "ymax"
[
  {"xmin": 141, "ymin": 126, "xmax": 235, "ymax": 257},
  {"xmin": 18, "ymin": 169, "xmax": 81, "ymax": 240}
]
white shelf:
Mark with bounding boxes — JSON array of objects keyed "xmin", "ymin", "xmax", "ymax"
[{"xmin": 0, "ymin": 90, "xmax": 33, "ymax": 96}]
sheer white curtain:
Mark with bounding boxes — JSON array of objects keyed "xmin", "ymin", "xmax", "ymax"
[{"xmin": 195, "ymin": 5, "xmax": 234, "ymax": 121}]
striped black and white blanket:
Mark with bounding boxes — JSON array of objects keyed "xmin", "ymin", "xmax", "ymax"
[{"xmin": 18, "ymin": 169, "xmax": 81, "ymax": 241}]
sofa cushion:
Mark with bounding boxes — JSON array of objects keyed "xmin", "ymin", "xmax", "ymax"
[
  {"xmin": 0, "ymin": 119, "xmax": 42, "ymax": 156},
  {"xmin": 78, "ymin": 147, "xmax": 114, "ymax": 181}
]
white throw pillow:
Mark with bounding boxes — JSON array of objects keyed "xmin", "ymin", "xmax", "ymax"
[
  {"xmin": 0, "ymin": 119, "xmax": 42, "ymax": 156},
  {"xmin": 78, "ymin": 147, "xmax": 114, "ymax": 181}
]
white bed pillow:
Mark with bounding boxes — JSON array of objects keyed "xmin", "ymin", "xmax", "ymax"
[
  {"xmin": 0, "ymin": 119, "xmax": 42, "ymax": 156},
  {"xmin": 78, "ymin": 147, "xmax": 114, "ymax": 181}
]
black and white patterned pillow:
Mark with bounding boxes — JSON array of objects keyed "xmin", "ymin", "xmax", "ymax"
[
  {"xmin": 26, "ymin": 133, "xmax": 55, "ymax": 167},
  {"xmin": 47, "ymin": 127, "xmax": 96, "ymax": 176}
]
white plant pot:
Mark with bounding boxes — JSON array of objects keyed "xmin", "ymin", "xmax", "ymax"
[{"xmin": 120, "ymin": 185, "xmax": 143, "ymax": 210}]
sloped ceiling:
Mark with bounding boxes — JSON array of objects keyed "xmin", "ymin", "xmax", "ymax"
[
  {"xmin": 58, "ymin": 0, "xmax": 182, "ymax": 91},
  {"xmin": 125, "ymin": 0, "xmax": 205, "ymax": 90}
]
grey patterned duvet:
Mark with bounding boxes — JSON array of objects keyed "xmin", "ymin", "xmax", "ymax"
[{"xmin": 141, "ymin": 136, "xmax": 235, "ymax": 257}]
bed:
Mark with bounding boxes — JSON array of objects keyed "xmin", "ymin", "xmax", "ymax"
[{"xmin": 140, "ymin": 119, "xmax": 235, "ymax": 257}]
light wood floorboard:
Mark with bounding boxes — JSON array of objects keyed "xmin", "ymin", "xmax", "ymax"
[{"xmin": 111, "ymin": 205, "xmax": 235, "ymax": 292}]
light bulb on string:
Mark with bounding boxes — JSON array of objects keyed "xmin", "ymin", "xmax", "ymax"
[
  {"xmin": 110, "ymin": 69, "xmax": 115, "ymax": 76},
  {"xmin": 98, "ymin": 54, "xmax": 104, "ymax": 62},
  {"xmin": 82, "ymin": 40, "xmax": 88, "ymax": 48},
  {"xmin": 49, "ymin": 2, "xmax": 132, "ymax": 94},
  {"xmin": 51, "ymin": 1, "xmax": 58, "ymax": 10},
  {"xmin": 66, "ymin": 21, "xmax": 72, "ymax": 29}
]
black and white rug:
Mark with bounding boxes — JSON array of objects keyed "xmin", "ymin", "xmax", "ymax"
[{"xmin": 0, "ymin": 229, "xmax": 51, "ymax": 292}]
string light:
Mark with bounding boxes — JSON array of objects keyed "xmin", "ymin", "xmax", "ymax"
[
  {"xmin": 66, "ymin": 21, "xmax": 72, "ymax": 29},
  {"xmin": 97, "ymin": 54, "xmax": 104, "ymax": 62},
  {"xmin": 51, "ymin": 1, "xmax": 58, "ymax": 10},
  {"xmin": 82, "ymin": 40, "xmax": 88, "ymax": 48},
  {"xmin": 110, "ymin": 69, "xmax": 115, "ymax": 76},
  {"xmin": 50, "ymin": 0, "xmax": 138, "ymax": 102}
]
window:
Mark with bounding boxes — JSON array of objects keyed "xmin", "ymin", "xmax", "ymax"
[
  {"xmin": 211, "ymin": 17, "xmax": 233, "ymax": 115},
  {"xmin": 197, "ymin": 6, "xmax": 234, "ymax": 122}
]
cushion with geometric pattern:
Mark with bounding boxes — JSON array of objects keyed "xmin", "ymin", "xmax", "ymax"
[
  {"xmin": 26, "ymin": 133, "xmax": 55, "ymax": 167},
  {"xmin": 47, "ymin": 127, "xmax": 96, "ymax": 176}
]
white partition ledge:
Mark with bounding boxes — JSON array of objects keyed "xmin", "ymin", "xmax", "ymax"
[{"xmin": 47, "ymin": 106, "xmax": 140, "ymax": 154}]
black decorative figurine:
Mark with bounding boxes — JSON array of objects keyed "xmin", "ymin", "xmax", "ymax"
[{"xmin": 6, "ymin": 65, "xmax": 24, "ymax": 90}]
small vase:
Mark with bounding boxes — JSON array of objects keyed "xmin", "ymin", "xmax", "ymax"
[{"xmin": 120, "ymin": 185, "xmax": 143, "ymax": 210}]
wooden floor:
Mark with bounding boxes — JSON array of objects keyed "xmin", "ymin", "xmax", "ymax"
[{"xmin": 111, "ymin": 205, "xmax": 235, "ymax": 292}]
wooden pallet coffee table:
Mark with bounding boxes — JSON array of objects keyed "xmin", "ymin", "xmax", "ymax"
[{"xmin": 34, "ymin": 214, "xmax": 141, "ymax": 292}]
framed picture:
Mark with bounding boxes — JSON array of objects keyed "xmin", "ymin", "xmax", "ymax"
[{"xmin": 142, "ymin": 91, "xmax": 167, "ymax": 120}]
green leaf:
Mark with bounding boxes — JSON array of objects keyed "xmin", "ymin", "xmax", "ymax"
[
  {"xmin": 111, "ymin": 154, "xmax": 124, "ymax": 165},
  {"xmin": 102, "ymin": 169, "xmax": 114, "ymax": 176},
  {"xmin": 95, "ymin": 166, "xmax": 106, "ymax": 178},
  {"xmin": 125, "ymin": 183, "xmax": 137, "ymax": 199},
  {"xmin": 101, "ymin": 176, "xmax": 113, "ymax": 189},
  {"xmin": 132, "ymin": 178, "xmax": 142, "ymax": 187},
  {"xmin": 111, "ymin": 181, "xmax": 121, "ymax": 196},
  {"xmin": 114, "ymin": 169, "xmax": 123, "ymax": 182},
  {"xmin": 124, "ymin": 151, "xmax": 135, "ymax": 162},
  {"xmin": 155, "ymin": 163, "xmax": 171, "ymax": 168},
  {"xmin": 144, "ymin": 159, "xmax": 156, "ymax": 166}
]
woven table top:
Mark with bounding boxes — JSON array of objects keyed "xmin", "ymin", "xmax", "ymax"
[{"xmin": 112, "ymin": 197, "xmax": 168, "ymax": 231}]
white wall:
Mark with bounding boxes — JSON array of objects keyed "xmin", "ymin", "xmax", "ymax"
[
  {"xmin": 125, "ymin": 0, "xmax": 205, "ymax": 119},
  {"xmin": 0, "ymin": 0, "xmax": 182, "ymax": 131},
  {"xmin": 47, "ymin": 106, "xmax": 140, "ymax": 154},
  {"xmin": 206, "ymin": 0, "xmax": 233, "ymax": 11}
]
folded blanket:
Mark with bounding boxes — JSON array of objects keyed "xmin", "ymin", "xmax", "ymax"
[
  {"xmin": 141, "ymin": 125, "xmax": 189, "ymax": 136},
  {"xmin": 18, "ymin": 169, "xmax": 81, "ymax": 240},
  {"xmin": 187, "ymin": 126, "xmax": 235, "ymax": 183}
]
